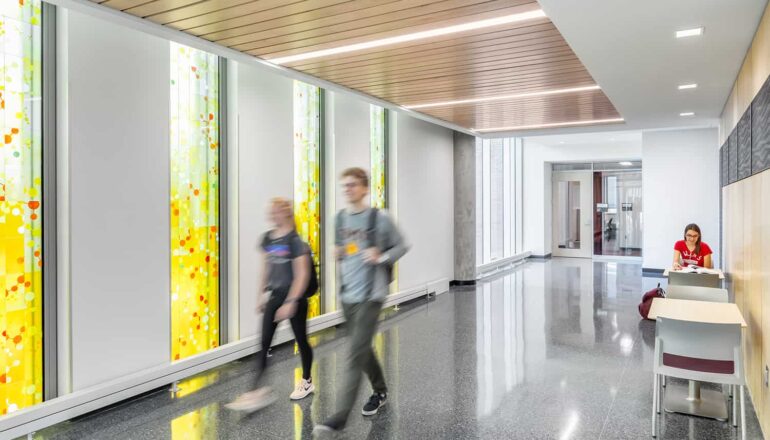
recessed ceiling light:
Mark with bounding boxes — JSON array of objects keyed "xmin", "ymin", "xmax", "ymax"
[
  {"xmin": 404, "ymin": 85, "xmax": 600, "ymax": 109},
  {"xmin": 473, "ymin": 117, "xmax": 625, "ymax": 132},
  {"xmin": 680, "ymin": 112, "xmax": 695, "ymax": 117},
  {"xmin": 676, "ymin": 27, "xmax": 703, "ymax": 38},
  {"xmin": 559, "ymin": 141, "xmax": 566, "ymax": 144},
  {"xmin": 678, "ymin": 83, "xmax": 698, "ymax": 90},
  {"xmin": 619, "ymin": 161, "xmax": 633, "ymax": 166},
  {"xmin": 268, "ymin": 9, "xmax": 547, "ymax": 64}
]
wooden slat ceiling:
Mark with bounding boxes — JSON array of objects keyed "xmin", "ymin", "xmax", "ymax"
[{"xmin": 92, "ymin": 0, "xmax": 622, "ymax": 133}]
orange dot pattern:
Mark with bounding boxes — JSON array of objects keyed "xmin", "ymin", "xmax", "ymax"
[
  {"xmin": 0, "ymin": 0, "xmax": 44, "ymax": 416},
  {"xmin": 170, "ymin": 43, "xmax": 220, "ymax": 362},
  {"xmin": 293, "ymin": 82, "xmax": 322, "ymax": 318}
]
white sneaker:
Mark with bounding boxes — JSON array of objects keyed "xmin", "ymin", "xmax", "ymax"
[
  {"xmin": 225, "ymin": 387, "xmax": 276, "ymax": 412},
  {"xmin": 290, "ymin": 378, "xmax": 315, "ymax": 400}
]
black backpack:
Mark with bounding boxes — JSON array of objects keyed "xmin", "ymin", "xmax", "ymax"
[
  {"xmin": 304, "ymin": 250, "xmax": 319, "ymax": 298},
  {"xmin": 366, "ymin": 208, "xmax": 394, "ymax": 284}
]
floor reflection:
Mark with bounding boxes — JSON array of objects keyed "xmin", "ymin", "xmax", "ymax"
[
  {"xmin": 170, "ymin": 403, "xmax": 218, "ymax": 440},
  {"xmin": 475, "ymin": 272, "xmax": 524, "ymax": 417},
  {"xmin": 28, "ymin": 259, "xmax": 762, "ymax": 440}
]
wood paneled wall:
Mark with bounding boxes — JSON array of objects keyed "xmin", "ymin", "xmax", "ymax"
[
  {"xmin": 721, "ymin": 3, "xmax": 770, "ymax": 437},
  {"xmin": 723, "ymin": 170, "xmax": 770, "ymax": 436},
  {"xmin": 721, "ymin": 2, "xmax": 770, "ymax": 144}
]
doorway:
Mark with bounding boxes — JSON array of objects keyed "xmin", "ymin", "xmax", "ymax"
[
  {"xmin": 551, "ymin": 162, "xmax": 643, "ymax": 259},
  {"xmin": 593, "ymin": 169, "xmax": 643, "ymax": 256},
  {"xmin": 552, "ymin": 171, "xmax": 593, "ymax": 258}
]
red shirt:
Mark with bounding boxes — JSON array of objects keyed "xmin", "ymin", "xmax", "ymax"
[{"xmin": 674, "ymin": 240, "xmax": 713, "ymax": 267}]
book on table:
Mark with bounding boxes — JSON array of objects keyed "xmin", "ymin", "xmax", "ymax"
[{"xmin": 677, "ymin": 265, "xmax": 720, "ymax": 275}]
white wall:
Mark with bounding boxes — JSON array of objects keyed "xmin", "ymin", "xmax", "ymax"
[
  {"xmin": 522, "ymin": 140, "xmax": 642, "ymax": 256},
  {"xmin": 332, "ymin": 91, "xmax": 371, "ymax": 207},
  {"xmin": 235, "ymin": 63, "xmax": 294, "ymax": 338},
  {"xmin": 642, "ymin": 128, "xmax": 720, "ymax": 270},
  {"xmin": 396, "ymin": 113, "xmax": 455, "ymax": 289},
  {"xmin": 67, "ymin": 11, "xmax": 170, "ymax": 390},
  {"xmin": 55, "ymin": 4, "xmax": 457, "ymax": 404}
]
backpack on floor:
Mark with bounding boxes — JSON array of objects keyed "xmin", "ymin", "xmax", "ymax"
[{"xmin": 638, "ymin": 283, "xmax": 665, "ymax": 320}]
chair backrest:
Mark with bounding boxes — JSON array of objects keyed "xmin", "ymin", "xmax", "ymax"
[
  {"xmin": 668, "ymin": 271, "xmax": 721, "ymax": 288},
  {"xmin": 657, "ymin": 317, "xmax": 741, "ymax": 376},
  {"xmin": 666, "ymin": 285, "xmax": 728, "ymax": 303}
]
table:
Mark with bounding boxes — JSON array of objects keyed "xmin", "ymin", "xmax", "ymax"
[
  {"xmin": 648, "ymin": 298, "xmax": 745, "ymax": 325},
  {"xmin": 662, "ymin": 268, "xmax": 725, "ymax": 279},
  {"xmin": 649, "ymin": 297, "xmax": 746, "ymax": 421}
]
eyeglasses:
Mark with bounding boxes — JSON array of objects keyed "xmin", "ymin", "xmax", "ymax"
[{"xmin": 685, "ymin": 234, "xmax": 699, "ymax": 239}]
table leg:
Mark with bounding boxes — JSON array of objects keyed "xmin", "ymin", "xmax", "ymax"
[{"xmin": 688, "ymin": 380, "xmax": 701, "ymax": 400}]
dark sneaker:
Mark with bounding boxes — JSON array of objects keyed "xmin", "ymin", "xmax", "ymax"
[
  {"xmin": 362, "ymin": 392, "xmax": 387, "ymax": 416},
  {"xmin": 313, "ymin": 419, "xmax": 343, "ymax": 438}
]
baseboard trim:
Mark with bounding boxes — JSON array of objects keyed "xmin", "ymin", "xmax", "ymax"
[
  {"xmin": 475, "ymin": 252, "xmax": 531, "ymax": 278},
  {"xmin": 450, "ymin": 280, "xmax": 476, "ymax": 286},
  {"xmin": 642, "ymin": 267, "xmax": 665, "ymax": 278},
  {"xmin": 528, "ymin": 253, "xmax": 552, "ymax": 260}
]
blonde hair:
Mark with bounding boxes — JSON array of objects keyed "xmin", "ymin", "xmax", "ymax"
[{"xmin": 269, "ymin": 197, "xmax": 294, "ymax": 223}]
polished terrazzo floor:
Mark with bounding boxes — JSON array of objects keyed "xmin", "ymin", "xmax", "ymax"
[{"xmin": 25, "ymin": 259, "xmax": 763, "ymax": 439}]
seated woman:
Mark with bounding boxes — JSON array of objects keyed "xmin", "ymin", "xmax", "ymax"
[{"xmin": 672, "ymin": 223, "xmax": 713, "ymax": 269}]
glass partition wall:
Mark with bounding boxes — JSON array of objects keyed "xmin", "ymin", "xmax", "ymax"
[
  {"xmin": 475, "ymin": 138, "xmax": 524, "ymax": 268},
  {"xmin": 552, "ymin": 161, "xmax": 643, "ymax": 258},
  {"xmin": 592, "ymin": 168, "xmax": 643, "ymax": 257}
]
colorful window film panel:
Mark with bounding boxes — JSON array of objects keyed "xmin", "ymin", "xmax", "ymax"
[
  {"xmin": 370, "ymin": 105, "xmax": 386, "ymax": 209},
  {"xmin": 293, "ymin": 81, "xmax": 321, "ymax": 319},
  {"xmin": 0, "ymin": 0, "xmax": 43, "ymax": 415},
  {"xmin": 170, "ymin": 43, "xmax": 220, "ymax": 361}
]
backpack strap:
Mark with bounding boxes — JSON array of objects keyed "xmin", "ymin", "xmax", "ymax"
[
  {"xmin": 336, "ymin": 209, "xmax": 346, "ymax": 294},
  {"xmin": 367, "ymin": 207, "xmax": 379, "ymax": 250},
  {"xmin": 364, "ymin": 208, "xmax": 380, "ymax": 299}
]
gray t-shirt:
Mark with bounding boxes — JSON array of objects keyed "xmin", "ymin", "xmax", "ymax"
[
  {"xmin": 261, "ymin": 230, "xmax": 309, "ymax": 293},
  {"xmin": 336, "ymin": 208, "xmax": 408, "ymax": 304}
]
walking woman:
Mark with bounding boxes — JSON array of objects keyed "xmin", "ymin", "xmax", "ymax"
[{"xmin": 226, "ymin": 198, "xmax": 315, "ymax": 411}]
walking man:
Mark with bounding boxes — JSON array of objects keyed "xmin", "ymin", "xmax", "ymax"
[{"xmin": 313, "ymin": 167, "xmax": 408, "ymax": 436}]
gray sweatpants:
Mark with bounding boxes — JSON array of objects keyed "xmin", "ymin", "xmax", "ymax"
[{"xmin": 329, "ymin": 300, "xmax": 387, "ymax": 426}]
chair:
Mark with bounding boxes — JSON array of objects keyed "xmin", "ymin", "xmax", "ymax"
[
  {"xmin": 668, "ymin": 271, "xmax": 721, "ymax": 288},
  {"xmin": 652, "ymin": 317, "xmax": 746, "ymax": 439},
  {"xmin": 666, "ymin": 286, "xmax": 728, "ymax": 303},
  {"xmin": 662, "ymin": 286, "xmax": 730, "ymax": 400}
]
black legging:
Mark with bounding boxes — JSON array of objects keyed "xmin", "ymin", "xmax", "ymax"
[{"xmin": 255, "ymin": 290, "xmax": 313, "ymax": 386}]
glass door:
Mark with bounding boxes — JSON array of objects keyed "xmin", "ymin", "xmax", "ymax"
[
  {"xmin": 593, "ymin": 171, "xmax": 643, "ymax": 257},
  {"xmin": 552, "ymin": 171, "xmax": 593, "ymax": 258}
]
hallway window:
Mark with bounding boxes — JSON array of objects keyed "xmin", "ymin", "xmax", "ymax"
[
  {"xmin": 0, "ymin": 0, "xmax": 43, "ymax": 415},
  {"xmin": 293, "ymin": 81, "xmax": 322, "ymax": 318},
  {"xmin": 476, "ymin": 138, "xmax": 523, "ymax": 266},
  {"xmin": 170, "ymin": 43, "xmax": 220, "ymax": 361},
  {"xmin": 370, "ymin": 104, "xmax": 387, "ymax": 208}
]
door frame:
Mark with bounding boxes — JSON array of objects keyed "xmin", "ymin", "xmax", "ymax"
[{"xmin": 552, "ymin": 171, "xmax": 593, "ymax": 258}]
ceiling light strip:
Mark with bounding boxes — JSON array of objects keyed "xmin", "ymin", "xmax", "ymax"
[
  {"xmin": 404, "ymin": 85, "xmax": 601, "ymax": 109},
  {"xmin": 473, "ymin": 117, "xmax": 625, "ymax": 132},
  {"xmin": 268, "ymin": 9, "xmax": 547, "ymax": 65},
  {"xmin": 676, "ymin": 27, "xmax": 703, "ymax": 38}
]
